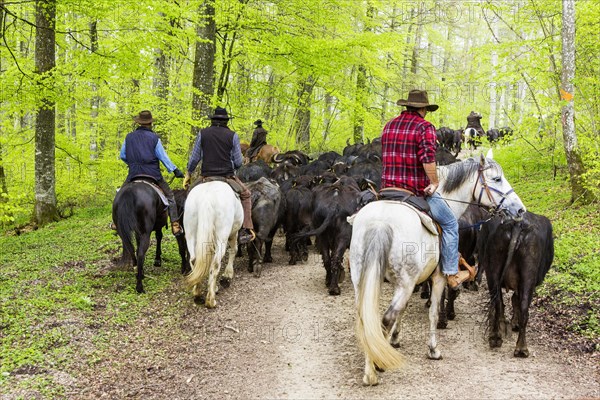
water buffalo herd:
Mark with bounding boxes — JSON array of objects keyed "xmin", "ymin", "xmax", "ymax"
[{"xmin": 170, "ymin": 135, "xmax": 551, "ymax": 359}]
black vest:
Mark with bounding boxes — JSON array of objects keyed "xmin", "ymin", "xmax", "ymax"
[
  {"xmin": 200, "ymin": 124, "xmax": 236, "ymax": 177},
  {"xmin": 124, "ymin": 127, "xmax": 162, "ymax": 182}
]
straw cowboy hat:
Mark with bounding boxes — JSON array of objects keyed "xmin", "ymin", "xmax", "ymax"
[
  {"xmin": 396, "ymin": 90, "xmax": 439, "ymax": 112},
  {"xmin": 134, "ymin": 110, "xmax": 154, "ymax": 124}
]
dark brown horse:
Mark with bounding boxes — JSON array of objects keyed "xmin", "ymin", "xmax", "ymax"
[{"xmin": 112, "ymin": 179, "xmax": 167, "ymax": 293}]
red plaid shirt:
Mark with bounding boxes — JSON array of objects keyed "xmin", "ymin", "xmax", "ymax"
[{"xmin": 381, "ymin": 110, "xmax": 437, "ymax": 196}]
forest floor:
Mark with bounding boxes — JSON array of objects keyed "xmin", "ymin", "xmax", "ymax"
[{"xmin": 5, "ymin": 234, "xmax": 598, "ymax": 400}]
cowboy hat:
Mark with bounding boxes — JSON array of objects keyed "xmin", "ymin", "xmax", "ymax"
[
  {"xmin": 208, "ymin": 107, "xmax": 233, "ymax": 120},
  {"xmin": 134, "ymin": 110, "xmax": 154, "ymax": 124},
  {"xmin": 254, "ymin": 119, "xmax": 263, "ymax": 126},
  {"xmin": 396, "ymin": 90, "xmax": 439, "ymax": 112}
]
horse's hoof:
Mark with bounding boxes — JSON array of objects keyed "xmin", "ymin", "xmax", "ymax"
[
  {"xmin": 220, "ymin": 278, "xmax": 231, "ymax": 289},
  {"xmin": 193, "ymin": 295, "xmax": 205, "ymax": 305},
  {"xmin": 205, "ymin": 299, "xmax": 216, "ymax": 309},
  {"xmin": 447, "ymin": 312, "xmax": 456, "ymax": 321},
  {"xmin": 253, "ymin": 267, "xmax": 262, "ymax": 278},
  {"xmin": 362, "ymin": 374, "xmax": 379, "ymax": 386},
  {"xmin": 154, "ymin": 259, "xmax": 162, "ymax": 267},
  {"xmin": 428, "ymin": 349, "xmax": 443, "ymax": 360},
  {"xmin": 514, "ymin": 348, "xmax": 529, "ymax": 358},
  {"xmin": 328, "ymin": 286, "xmax": 341, "ymax": 296},
  {"xmin": 489, "ymin": 337, "xmax": 503, "ymax": 348}
]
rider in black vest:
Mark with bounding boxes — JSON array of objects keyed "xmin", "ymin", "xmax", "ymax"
[
  {"xmin": 118, "ymin": 110, "xmax": 184, "ymax": 236},
  {"xmin": 184, "ymin": 107, "xmax": 255, "ymax": 244}
]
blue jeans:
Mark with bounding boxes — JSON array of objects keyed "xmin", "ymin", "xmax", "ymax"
[{"xmin": 426, "ymin": 192, "xmax": 459, "ymax": 275}]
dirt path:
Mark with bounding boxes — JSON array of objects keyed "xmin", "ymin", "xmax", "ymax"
[{"xmin": 64, "ymin": 236, "xmax": 598, "ymax": 399}]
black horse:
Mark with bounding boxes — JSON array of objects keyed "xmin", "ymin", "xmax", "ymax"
[
  {"xmin": 479, "ymin": 211, "xmax": 554, "ymax": 357},
  {"xmin": 112, "ymin": 179, "xmax": 168, "ymax": 293}
]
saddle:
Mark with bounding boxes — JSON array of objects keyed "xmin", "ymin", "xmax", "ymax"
[
  {"xmin": 130, "ymin": 178, "xmax": 169, "ymax": 208},
  {"xmin": 191, "ymin": 176, "xmax": 242, "ymax": 198},
  {"xmin": 353, "ymin": 188, "xmax": 438, "ymax": 235}
]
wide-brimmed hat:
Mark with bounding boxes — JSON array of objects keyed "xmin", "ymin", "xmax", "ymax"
[
  {"xmin": 254, "ymin": 119, "xmax": 263, "ymax": 126},
  {"xmin": 134, "ymin": 110, "xmax": 154, "ymax": 124},
  {"xmin": 396, "ymin": 90, "xmax": 438, "ymax": 112},
  {"xmin": 209, "ymin": 107, "xmax": 233, "ymax": 120}
]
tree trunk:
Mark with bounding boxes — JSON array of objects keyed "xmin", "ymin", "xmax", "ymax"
[
  {"xmin": 353, "ymin": 64, "xmax": 366, "ymax": 144},
  {"xmin": 294, "ymin": 76, "xmax": 315, "ymax": 151},
  {"xmin": 0, "ymin": 1, "xmax": 8, "ymax": 200},
  {"xmin": 34, "ymin": 0, "xmax": 59, "ymax": 225},
  {"xmin": 560, "ymin": 0, "xmax": 588, "ymax": 203},
  {"xmin": 190, "ymin": 0, "xmax": 216, "ymax": 145},
  {"xmin": 323, "ymin": 92, "xmax": 335, "ymax": 141},
  {"xmin": 89, "ymin": 20, "xmax": 99, "ymax": 159}
]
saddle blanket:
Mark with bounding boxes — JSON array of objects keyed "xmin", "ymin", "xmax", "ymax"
[
  {"xmin": 134, "ymin": 180, "xmax": 169, "ymax": 208},
  {"xmin": 348, "ymin": 200, "xmax": 439, "ymax": 236}
]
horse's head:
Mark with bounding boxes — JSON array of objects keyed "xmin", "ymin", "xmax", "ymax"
[{"xmin": 475, "ymin": 154, "xmax": 526, "ymax": 220}]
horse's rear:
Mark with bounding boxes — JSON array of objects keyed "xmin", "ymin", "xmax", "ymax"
[
  {"xmin": 349, "ymin": 201, "xmax": 443, "ymax": 386},
  {"xmin": 183, "ymin": 181, "xmax": 243, "ymax": 308},
  {"xmin": 480, "ymin": 211, "xmax": 554, "ymax": 357},
  {"xmin": 112, "ymin": 182, "xmax": 167, "ymax": 293}
]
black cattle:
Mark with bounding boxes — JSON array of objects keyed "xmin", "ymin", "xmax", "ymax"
[
  {"xmin": 316, "ymin": 151, "xmax": 343, "ymax": 166},
  {"xmin": 300, "ymin": 160, "xmax": 331, "ymax": 177},
  {"xmin": 271, "ymin": 163, "xmax": 301, "ymax": 184},
  {"xmin": 272, "ymin": 150, "xmax": 311, "ymax": 166},
  {"xmin": 487, "ymin": 126, "xmax": 514, "ymax": 145},
  {"xmin": 465, "ymin": 127, "xmax": 483, "ymax": 149},
  {"xmin": 342, "ymin": 139, "xmax": 364, "ymax": 157},
  {"xmin": 436, "ymin": 127, "xmax": 462, "ymax": 155},
  {"xmin": 345, "ymin": 159, "xmax": 382, "ymax": 190},
  {"xmin": 479, "ymin": 211, "xmax": 554, "ymax": 357},
  {"xmin": 293, "ymin": 176, "xmax": 361, "ymax": 295},
  {"xmin": 245, "ymin": 177, "xmax": 284, "ymax": 277},
  {"xmin": 237, "ymin": 159, "xmax": 272, "ymax": 183},
  {"xmin": 283, "ymin": 175, "xmax": 314, "ymax": 265},
  {"xmin": 435, "ymin": 146, "xmax": 459, "ymax": 166}
]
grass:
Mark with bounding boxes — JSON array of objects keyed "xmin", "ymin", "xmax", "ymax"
[{"xmin": 0, "ymin": 204, "xmax": 184, "ymax": 395}]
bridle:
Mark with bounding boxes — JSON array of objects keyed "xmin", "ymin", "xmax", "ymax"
[{"xmin": 472, "ymin": 163, "xmax": 515, "ymax": 213}]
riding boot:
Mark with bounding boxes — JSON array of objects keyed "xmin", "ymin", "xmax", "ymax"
[
  {"xmin": 236, "ymin": 179, "xmax": 255, "ymax": 244},
  {"xmin": 158, "ymin": 179, "xmax": 183, "ymax": 237}
]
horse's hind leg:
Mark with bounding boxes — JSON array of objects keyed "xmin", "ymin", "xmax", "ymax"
[
  {"xmin": 221, "ymin": 236, "xmax": 237, "ymax": 288},
  {"xmin": 135, "ymin": 234, "xmax": 151, "ymax": 293},
  {"xmin": 206, "ymin": 242, "xmax": 226, "ymax": 308},
  {"xmin": 427, "ymin": 270, "xmax": 446, "ymax": 360},
  {"xmin": 154, "ymin": 228, "xmax": 163, "ymax": 267},
  {"xmin": 385, "ymin": 284, "xmax": 414, "ymax": 348}
]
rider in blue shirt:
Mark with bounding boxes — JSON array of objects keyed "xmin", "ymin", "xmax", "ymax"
[{"xmin": 116, "ymin": 110, "xmax": 184, "ymax": 236}]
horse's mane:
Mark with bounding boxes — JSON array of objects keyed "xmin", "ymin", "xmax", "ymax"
[{"xmin": 440, "ymin": 157, "xmax": 500, "ymax": 193}]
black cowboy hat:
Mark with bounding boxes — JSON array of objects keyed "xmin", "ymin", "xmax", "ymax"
[
  {"xmin": 209, "ymin": 107, "xmax": 233, "ymax": 120},
  {"xmin": 134, "ymin": 110, "xmax": 154, "ymax": 124},
  {"xmin": 396, "ymin": 90, "xmax": 439, "ymax": 112},
  {"xmin": 254, "ymin": 119, "xmax": 263, "ymax": 126}
]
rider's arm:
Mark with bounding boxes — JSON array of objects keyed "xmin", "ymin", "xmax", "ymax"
[
  {"xmin": 154, "ymin": 139, "xmax": 177, "ymax": 173},
  {"xmin": 187, "ymin": 132, "xmax": 203, "ymax": 174},
  {"xmin": 120, "ymin": 141, "xmax": 127, "ymax": 163},
  {"xmin": 231, "ymin": 134, "xmax": 243, "ymax": 169},
  {"xmin": 419, "ymin": 124, "xmax": 439, "ymax": 195}
]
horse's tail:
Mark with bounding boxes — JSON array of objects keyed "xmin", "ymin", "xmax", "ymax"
[
  {"xmin": 115, "ymin": 188, "xmax": 138, "ymax": 260},
  {"xmin": 355, "ymin": 224, "xmax": 405, "ymax": 370},
  {"xmin": 186, "ymin": 204, "xmax": 217, "ymax": 288}
]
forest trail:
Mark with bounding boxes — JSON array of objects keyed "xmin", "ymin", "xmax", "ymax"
[{"xmin": 43, "ymin": 236, "xmax": 600, "ymax": 399}]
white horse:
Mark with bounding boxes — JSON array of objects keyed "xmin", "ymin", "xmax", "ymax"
[
  {"xmin": 184, "ymin": 181, "xmax": 243, "ymax": 308},
  {"xmin": 349, "ymin": 154, "xmax": 526, "ymax": 386}
]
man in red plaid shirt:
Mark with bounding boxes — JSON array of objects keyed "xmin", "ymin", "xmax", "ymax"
[{"xmin": 381, "ymin": 90, "xmax": 470, "ymax": 289}]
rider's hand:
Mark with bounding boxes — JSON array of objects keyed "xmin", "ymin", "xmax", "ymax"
[
  {"xmin": 173, "ymin": 168, "xmax": 184, "ymax": 178},
  {"xmin": 424, "ymin": 183, "xmax": 439, "ymax": 196},
  {"xmin": 183, "ymin": 172, "xmax": 191, "ymax": 190}
]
